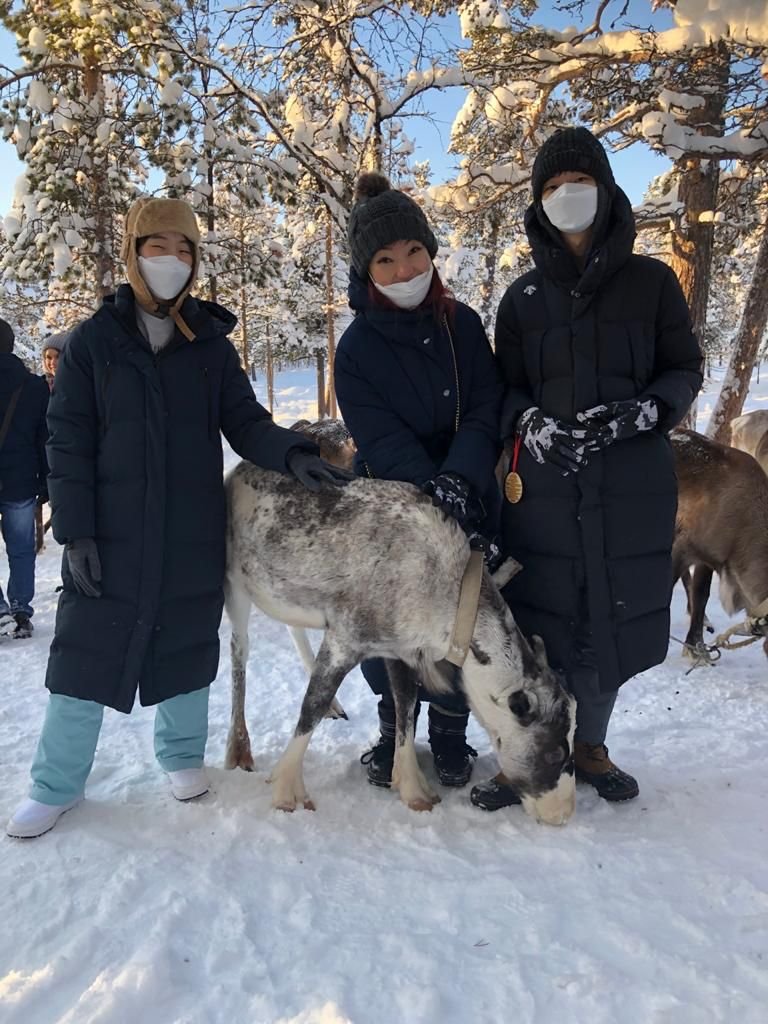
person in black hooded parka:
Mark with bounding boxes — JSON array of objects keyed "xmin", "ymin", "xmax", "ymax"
[
  {"xmin": 472, "ymin": 128, "xmax": 703, "ymax": 812},
  {"xmin": 7, "ymin": 196, "xmax": 350, "ymax": 840},
  {"xmin": 334, "ymin": 173, "xmax": 503, "ymax": 793}
]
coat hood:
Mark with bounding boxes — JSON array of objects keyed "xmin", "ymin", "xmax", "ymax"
[{"xmin": 525, "ymin": 185, "xmax": 637, "ymax": 294}]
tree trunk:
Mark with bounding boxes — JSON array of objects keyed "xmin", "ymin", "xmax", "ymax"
[
  {"xmin": 316, "ymin": 349, "xmax": 327, "ymax": 419},
  {"xmin": 325, "ymin": 211, "xmax": 337, "ymax": 418},
  {"xmin": 667, "ymin": 41, "xmax": 728, "ymax": 428},
  {"xmin": 706, "ymin": 217, "xmax": 768, "ymax": 444},
  {"xmin": 206, "ymin": 158, "xmax": 216, "ymax": 302},
  {"xmin": 83, "ymin": 55, "xmax": 113, "ymax": 301},
  {"xmin": 479, "ymin": 210, "xmax": 501, "ymax": 332},
  {"xmin": 266, "ymin": 329, "xmax": 274, "ymax": 413},
  {"xmin": 239, "ymin": 284, "xmax": 248, "ymax": 372}
]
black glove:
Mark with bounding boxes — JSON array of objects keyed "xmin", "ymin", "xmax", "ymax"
[
  {"xmin": 467, "ymin": 531, "xmax": 503, "ymax": 573},
  {"xmin": 65, "ymin": 538, "xmax": 102, "ymax": 598},
  {"xmin": 422, "ymin": 472, "xmax": 477, "ymax": 527},
  {"xmin": 518, "ymin": 406, "xmax": 601, "ymax": 475},
  {"xmin": 577, "ymin": 398, "xmax": 659, "ymax": 448},
  {"xmin": 287, "ymin": 450, "xmax": 355, "ymax": 492}
]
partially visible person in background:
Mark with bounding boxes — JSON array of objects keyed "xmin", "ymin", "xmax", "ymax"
[
  {"xmin": 41, "ymin": 332, "xmax": 70, "ymax": 392},
  {"xmin": 0, "ymin": 317, "xmax": 49, "ymax": 640}
]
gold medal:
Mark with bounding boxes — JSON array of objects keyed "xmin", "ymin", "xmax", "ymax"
[{"xmin": 504, "ymin": 471, "xmax": 523, "ymax": 504}]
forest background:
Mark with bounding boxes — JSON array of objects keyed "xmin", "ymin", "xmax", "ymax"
[{"xmin": 0, "ymin": 0, "xmax": 766, "ymax": 437}]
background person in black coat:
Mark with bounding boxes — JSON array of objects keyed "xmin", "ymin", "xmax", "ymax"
[
  {"xmin": 474, "ymin": 128, "xmax": 703, "ymax": 812},
  {"xmin": 7, "ymin": 196, "xmax": 349, "ymax": 840},
  {"xmin": 0, "ymin": 318, "xmax": 49, "ymax": 640},
  {"xmin": 335, "ymin": 173, "xmax": 504, "ymax": 792}
]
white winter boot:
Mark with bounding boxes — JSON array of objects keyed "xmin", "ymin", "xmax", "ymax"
[
  {"xmin": 6, "ymin": 796, "xmax": 82, "ymax": 838},
  {"xmin": 167, "ymin": 768, "xmax": 209, "ymax": 801}
]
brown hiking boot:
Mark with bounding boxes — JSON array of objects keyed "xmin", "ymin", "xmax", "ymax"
[{"xmin": 574, "ymin": 742, "xmax": 639, "ymax": 802}]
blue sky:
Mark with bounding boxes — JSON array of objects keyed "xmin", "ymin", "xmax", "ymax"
[{"xmin": 0, "ymin": 3, "xmax": 671, "ymax": 215}]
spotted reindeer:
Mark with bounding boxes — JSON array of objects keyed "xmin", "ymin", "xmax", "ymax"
[{"xmin": 223, "ymin": 463, "xmax": 576, "ymax": 826}]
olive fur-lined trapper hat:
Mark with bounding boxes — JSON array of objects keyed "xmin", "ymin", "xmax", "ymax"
[
  {"xmin": 121, "ymin": 196, "xmax": 201, "ymax": 340},
  {"xmin": 347, "ymin": 172, "xmax": 438, "ymax": 278}
]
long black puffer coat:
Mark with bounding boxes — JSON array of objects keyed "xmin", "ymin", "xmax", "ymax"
[
  {"xmin": 495, "ymin": 188, "xmax": 703, "ymax": 691},
  {"xmin": 45, "ymin": 285, "xmax": 315, "ymax": 713}
]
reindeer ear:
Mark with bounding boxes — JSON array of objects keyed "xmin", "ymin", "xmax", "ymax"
[
  {"xmin": 491, "ymin": 557, "xmax": 522, "ymax": 589},
  {"xmin": 531, "ymin": 635, "xmax": 549, "ymax": 672},
  {"xmin": 508, "ymin": 689, "xmax": 536, "ymax": 726}
]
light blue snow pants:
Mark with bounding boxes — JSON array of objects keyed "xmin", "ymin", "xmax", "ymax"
[{"xmin": 29, "ymin": 688, "xmax": 210, "ymax": 806}]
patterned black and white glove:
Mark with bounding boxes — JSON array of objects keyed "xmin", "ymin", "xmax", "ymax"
[
  {"xmin": 518, "ymin": 407, "xmax": 601, "ymax": 475},
  {"xmin": 467, "ymin": 531, "xmax": 503, "ymax": 573},
  {"xmin": 287, "ymin": 450, "xmax": 355, "ymax": 492},
  {"xmin": 66, "ymin": 538, "xmax": 102, "ymax": 598},
  {"xmin": 577, "ymin": 398, "xmax": 659, "ymax": 447},
  {"xmin": 423, "ymin": 472, "xmax": 474, "ymax": 526}
]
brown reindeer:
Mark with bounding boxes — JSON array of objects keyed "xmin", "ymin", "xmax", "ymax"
[
  {"xmin": 290, "ymin": 418, "xmax": 357, "ymax": 472},
  {"xmin": 671, "ymin": 429, "xmax": 768, "ymax": 660},
  {"xmin": 730, "ymin": 410, "xmax": 768, "ymax": 476}
]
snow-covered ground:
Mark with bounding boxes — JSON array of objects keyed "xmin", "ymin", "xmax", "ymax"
[{"xmin": 1, "ymin": 367, "xmax": 767, "ymax": 1024}]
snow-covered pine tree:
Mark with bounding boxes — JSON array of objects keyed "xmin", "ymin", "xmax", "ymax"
[{"xmin": 0, "ymin": 0, "xmax": 175, "ymax": 324}]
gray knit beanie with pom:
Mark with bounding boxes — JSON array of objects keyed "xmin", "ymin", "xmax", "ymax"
[{"xmin": 347, "ymin": 173, "xmax": 438, "ymax": 277}]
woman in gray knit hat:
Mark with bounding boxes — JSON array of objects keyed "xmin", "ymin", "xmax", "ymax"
[
  {"xmin": 335, "ymin": 172, "xmax": 504, "ymax": 792},
  {"xmin": 480, "ymin": 126, "xmax": 703, "ymax": 812}
]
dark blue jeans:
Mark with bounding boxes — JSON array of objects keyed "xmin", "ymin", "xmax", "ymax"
[{"xmin": 0, "ymin": 497, "xmax": 37, "ymax": 618}]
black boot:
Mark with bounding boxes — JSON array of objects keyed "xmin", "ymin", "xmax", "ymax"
[
  {"xmin": 360, "ymin": 700, "xmax": 419, "ymax": 788},
  {"xmin": 470, "ymin": 774, "xmax": 522, "ymax": 811},
  {"xmin": 428, "ymin": 705, "xmax": 477, "ymax": 787}
]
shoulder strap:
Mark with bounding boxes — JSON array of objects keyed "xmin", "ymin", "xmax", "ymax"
[{"xmin": 0, "ymin": 385, "xmax": 23, "ymax": 452}]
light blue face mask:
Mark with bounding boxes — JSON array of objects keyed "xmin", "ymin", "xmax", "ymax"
[{"xmin": 372, "ymin": 264, "xmax": 434, "ymax": 310}]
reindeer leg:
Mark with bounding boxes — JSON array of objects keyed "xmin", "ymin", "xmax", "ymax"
[
  {"xmin": 224, "ymin": 580, "xmax": 255, "ymax": 771},
  {"xmin": 288, "ymin": 626, "xmax": 348, "ymax": 721},
  {"xmin": 386, "ymin": 660, "xmax": 440, "ymax": 811},
  {"xmin": 684, "ymin": 564, "xmax": 715, "ymax": 664},
  {"xmin": 271, "ymin": 635, "xmax": 356, "ymax": 812}
]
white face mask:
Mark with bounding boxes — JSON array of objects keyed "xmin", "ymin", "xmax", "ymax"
[
  {"xmin": 542, "ymin": 183, "xmax": 598, "ymax": 234},
  {"xmin": 138, "ymin": 255, "xmax": 194, "ymax": 302},
  {"xmin": 372, "ymin": 264, "xmax": 434, "ymax": 310}
]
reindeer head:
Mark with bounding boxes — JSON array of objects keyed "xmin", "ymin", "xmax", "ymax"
[{"xmin": 462, "ymin": 575, "xmax": 576, "ymax": 826}]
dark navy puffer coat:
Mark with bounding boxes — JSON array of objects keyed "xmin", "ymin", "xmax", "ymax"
[
  {"xmin": 334, "ymin": 271, "xmax": 503, "ymax": 532},
  {"xmin": 45, "ymin": 285, "xmax": 315, "ymax": 713},
  {"xmin": 0, "ymin": 352, "xmax": 48, "ymax": 502},
  {"xmin": 495, "ymin": 188, "xmax": 703, "ymax": 692}
]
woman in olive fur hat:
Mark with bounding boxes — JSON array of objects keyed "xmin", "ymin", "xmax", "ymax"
[{"xmin": 7, "ymin": 196, "xmax": 350, "ymax": 840}]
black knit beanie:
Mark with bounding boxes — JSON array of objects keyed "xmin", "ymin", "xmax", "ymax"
[
  {"xmin": 531, "ymin": 127, "xmax": 615, "ymax": 203},
  {"xmin": 347, "ymin": 173, "xmax": 438, "ymax": 277},
  {"xmin": 0, "ymin": 317, "xmax": 14, "ymax": 353}
]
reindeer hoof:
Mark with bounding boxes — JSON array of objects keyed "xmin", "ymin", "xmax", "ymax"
[
  {"xmin": 325, "ymin": 698, "xmax": 348, "ymax": 721},
  {"xmin": 274, "ymin": 799, "xmax": 296, "ymax": 813},
  {"xmin": 406, "ymin": 793, "xmax": 441, "ymax": 812},
  {"xmin": 224, "ymin": 745, "xmax": 255, "ymax": 771},
  {"xmin": 303, "ymin": 799, "xmax": 316, "ymax": 811}
]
